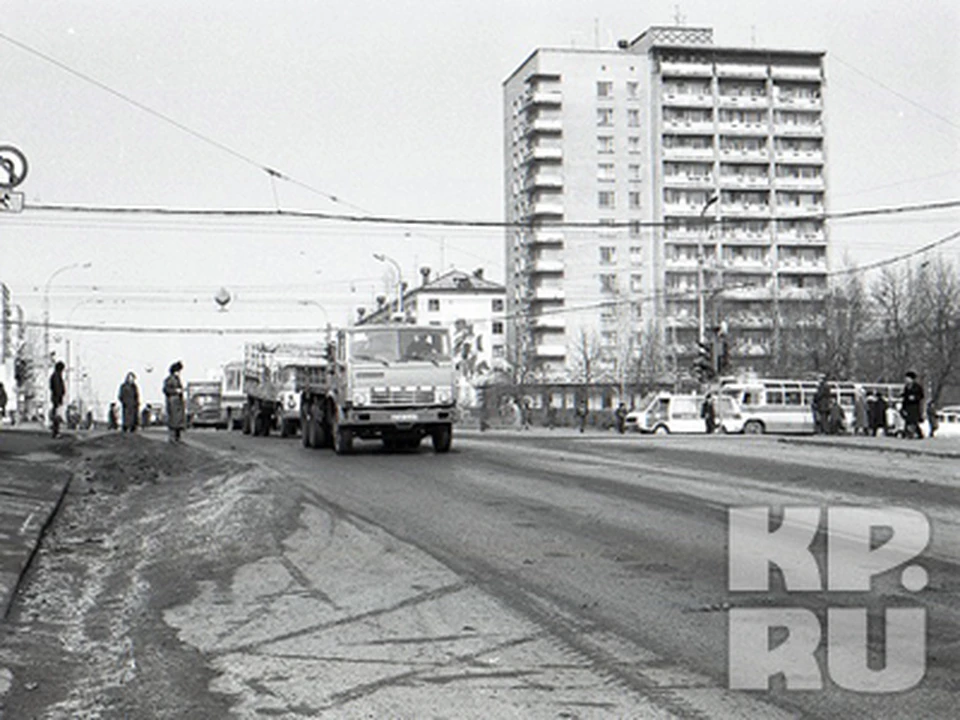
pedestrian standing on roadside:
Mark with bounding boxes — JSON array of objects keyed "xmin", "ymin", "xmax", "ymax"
[
  {"xmin": 700, "ymin": 393, "xmax": 717, "ymax": 434},
  {"xmin": 853, "ymin": 386, "xmax": 868, "ymax": 436},
  {"xmin": 812, "ymin": 375, "xmax": 830, "ymax": 434},
  {"xmin": 521, "ymin": 397, "xmax": 533, "ymax": 431},
  {"xmin": 49, "ymin": 361, "xmax": 66, "ymax": 438},
  {"xmin": 108, "ymin": 402, "xmax": 119, "ymax": 430},
  {"xmin": 118, "ymin": 371, "xmax": 140, "ymax": 433},
  {"xmin": 576, "ymin": 400, "xmax": 588, "ymax": 434},
  {"xmin": 900, "ymin": 371, "xmax": 925, "ymax": 439},
  {"xmin": 0, "ymin": 381, "xmax": 7, "ymax": 421},
  {"xmin": 927, "ymin": 396, "xmax": 938, "ymax": 438},
  {"xmin": 164, "ymin": 361, "xmax": 186, "ymax": 444},
  {"xmin": 615, "ymin": 402, "xmax": 628, "ymax": 434}
]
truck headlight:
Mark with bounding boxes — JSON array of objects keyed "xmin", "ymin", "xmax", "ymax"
[
  {"xmin": 436, "ymin": 386, "xmax": 453, "ymax": 404},
  {"xmin": 352, "ymin": 389, "xmax": 369, "ymax": 406}
]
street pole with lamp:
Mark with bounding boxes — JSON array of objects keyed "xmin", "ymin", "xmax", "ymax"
[
  {"xmin": 373, "ymin": 253, "xmax": 404, "ymax": 315},
  {"xmin": 42, "ymin": 262, "xmax": 92, "ymax": 423},
  {"xmin": 296, "ymin": 299, "xmax": 332, "ymax": 343}
]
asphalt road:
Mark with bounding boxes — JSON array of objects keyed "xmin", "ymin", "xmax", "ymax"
[
  {"xmin": 189, "ymin": 427, "xmax": 960, "ymax": 719},
  {"xmin": 2, "ymin": 428, "xmax": 958, "ymax": 718}
]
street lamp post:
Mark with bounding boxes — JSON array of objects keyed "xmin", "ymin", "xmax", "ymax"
[
  {"xmin": 373, "ymin": 253, "xmax": 404, "ymax": 315},
  {"xmin": 42, "ymin": 262, "xmax": 91, "ymax": 423}
]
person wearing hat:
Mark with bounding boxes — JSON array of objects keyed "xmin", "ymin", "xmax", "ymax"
[
  {"xmin": 901, "ymin": 370, "xmax": 925, "ymax": 439},
  {"xmin": 163, "ymin": 361, "xmax": 186, "ymax": 443},
  {"xmin": 49, "ymin": 360, "xmax": 66, "ymax": 438},
  {"xmin": 118, "ymin": 371, "xmax": 140, "ymax": 433}
]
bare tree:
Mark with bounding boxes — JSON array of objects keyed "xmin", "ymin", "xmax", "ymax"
[
  {"xmin": 571, "ymin": 327, "xmax": 603, "ymax": 385},
  {"xmin": 912, "ymin": 258, "xmax": 960, "ymax": 403}
]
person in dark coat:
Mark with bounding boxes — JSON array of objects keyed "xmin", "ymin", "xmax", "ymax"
[
  {"xmin": 901, "ymin": 371, "xmax": 925, "ymax": 439},
  {"xmin": 118, "ymin": 372, "xmax": 140, "ymax": 433},
  {"xmin": 49, "ymin": 361, "xmax": 66, "ymax": 438},
  {"xmin": 0, "ymin": 381, "xmax": 7, "ymax": 421},
  {"xmin": 575, "ymin": 401, "xmax": 588, "ymax": 434},
  {"xmin": 108, "ymin": 403, "xmax": 119, "ymax": 430},
  {"xmin": 867, "ymin": 391, "xmax": 885, "ymax": 436},
  {"xmin": 164, "ymin": 361, "xmax": 186, "ymax": 443},
  {"xmin": 927, "ymin": 397, "xmax": 938, "ymax": 438},
  {"xmin": 700, "ymin": 393, "xmax": 717, "ymax": 434},
  {"xmin": 615, "ymin": 403, "xmax": 628, "ymax": 434},
  {"xmin": 811, "ymin": 375, "xmax": 831, "ymax": 434}
]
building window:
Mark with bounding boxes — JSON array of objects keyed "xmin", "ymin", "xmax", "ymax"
[
  {"xmin": 599, "ymin": 246, "xmax": 617, "ymax": 265},
  {"xmin": 597, "ymin": 80, "xmax": 613, "ymax": 98},
  {"xmin": 598, "ymin": 191, "xmax": 615, "ymax": 209},
  {"xmin": 628, "ymin": 163, "xmax": 641, "ymax": 181},
  {"xmin": 492, "ymin": 320, "xmax": 504, "ymax": 335},
  {"xmin": 629, "ymin": 245, "xmax": 643, "ymax": 265},
  {"xmin": 491, "ymin": 298, "xmax": 505, "ymax": 314},
  {"xmin": 597, "ymin": 108, "xmax": 614, "ymax": 126},
  {"xmin": 601, "ymin": 330, "xmax": 618, "ymax": 347},
  {"xmin": 428, "ymin": 298, "xmax": 440, "ymax": 312},
  {"xmin": 626, "ymin": 81, "xmax": 639, "ymax": 99},
  {"xmin": 599, "ymin": 273, "xmax": 617, "ymax": 293},
  {"xmin": 629, "ymin": 222, "xmax": 642, "ymax": 238},
  {"xmin": 597, "ymin": 163, "xmax": 615, "ymax": 182},
  {"xmin": 629, "ymin": 191, "xmax": 641, "ymax": 209},
  {"xmin": 492, "ymin": 345, "xmax": 505, "ymax": 359},
  {"xmin": 597, "ymin": 136, "xmax": 614, "ymax": 154},
  {"xmin": 627, "ymin": 109, "xmax": 640, "ymax": 127},
  {"xmin": 628, "ymin": 136, "xmax": 641, "ymax": 154},
  {"xmin": 630, "ymin": 273, "xmax": 643, "ymax": 292}
]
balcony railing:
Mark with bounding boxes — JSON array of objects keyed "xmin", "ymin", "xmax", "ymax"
[
  {"xmin": 530, "ymin": 231, "xmax": 564, "ymax": 246},
  {"xmin": 719, "ymin": 203, "xmax": 771, "ymax": 217},
  {"xmin": 719, "ymin": 173, "xmax": 770, "ymax": 188},
  {"xmin": 660, "ymin": 60, "xmax": 714, "ymax": 77},
  {"xmin": 524, "ymin": 172, "xmax": 564, "ymax": 191},
  {"xmin": 774, "ymin": 148, "xmax": 823, "ymax": 163},
  {"xmin": 773, "ymin": 176, "xmax": 824, "ymax": 191},
  {"xmin": 534, "ymin": 343, "xmax": 566, "ymax": 358},
  {"xmin": 770, "ymin": 66, "xmax": 822, "ymax": 81},
  {"xmin": 716, "ymin": 64, "xmax": 769, "ymax": 79},
  {"xmin": 662, "ymin": 145, "xmax": 715, "ymax": 160},
  {"xmin": 530, "ymin": 201, "xmax": 564, "ymax": 217},
  {"xmin": 661, "ymin": 92, "xmax": 714, "ymax": 107},
  {"xmin": 716, "ymin": 121, "xmax": 768, "ymax": 135},
  {"xmin": 532, "ymin": 287, "xmax": 565, "ymax": 301},
  {"xmin": 531, "ymin": 315, "xmax": 566, "ymax": 330},
  {"xmin": 662, "ymin": 173, "xmax": 715, "ymax": 188},
  {"xmin": 773, "ymin": 122, "xmax": 823, "ymax": 137},
  {"xmin": 662, "ymin": 119, "xmax": 715, "ymax": 134},
  {"xmin": 529, "ymin": 259, "xmax": 564, "ymax": 274}
]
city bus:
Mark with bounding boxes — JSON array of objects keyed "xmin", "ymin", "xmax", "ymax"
[{"xmin": 718, "ymin": 377, "xmax": 903, "ymax": 435}]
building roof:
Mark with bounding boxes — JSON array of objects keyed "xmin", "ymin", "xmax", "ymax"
[{"xmin": 360, "ymin": 268, "xmax": 505, "ymax": 324}]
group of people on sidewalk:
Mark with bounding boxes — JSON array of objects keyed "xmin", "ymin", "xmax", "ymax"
[{"xmin": 49, "ymin": 360, "xmax": 187, "ymax": 444}]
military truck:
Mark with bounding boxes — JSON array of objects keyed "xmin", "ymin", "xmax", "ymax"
[
  {"xmin": 300, "ymin": 324, "xmax": 456, "ymax": 454},
  {"xmin": 241, "ymin": 342, "xmax": 327, "ymax": 437}
]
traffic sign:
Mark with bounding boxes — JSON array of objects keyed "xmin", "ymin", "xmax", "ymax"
[
  {"xmin": 0, "ymin": 191, "xmax": 24, "ymax": 213},
  {"xmin": 0, "ymin": 146, "xmax": 28, "ymax": 189}
]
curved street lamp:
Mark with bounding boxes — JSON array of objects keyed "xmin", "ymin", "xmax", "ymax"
[
  {"xmin": 42, "ymin": 262, "xmax": 92, "ymax": 422},
  {"xmin": 373, "ymin": 253, "xmax": 404, "ymax": 314}
]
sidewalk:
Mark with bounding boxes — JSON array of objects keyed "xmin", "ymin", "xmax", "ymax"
[
  {"xmin": 0, "ymin": 427, "xmax": 80, "ymax": 619},
  {"xmin": 778, "ymin": 433, "xmax": 960, "ymax": 460}
]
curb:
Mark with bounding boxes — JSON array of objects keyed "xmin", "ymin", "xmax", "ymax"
[
  {"xmin": 777, "ymin": 437, "xmax": 960, "ymax": 460},
  {"xmin": 0, "ymin": 472, "xmax": 72, "ymax": 621}
]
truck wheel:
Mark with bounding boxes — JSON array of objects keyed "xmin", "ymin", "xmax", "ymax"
[
  {"xmin": 301, "ymin": 414, "xmax": 313, "ymax": 447},
  {"xmin": 333, "ymin": 412, "xmax": 352, "ymax": 455},
  {"xmin": 242, "ymin": 407, "xmax": 252, "ymax": 435},
  {"xmin": 431, "ymin": 426, "xmax": 452, "ymax": 453}
]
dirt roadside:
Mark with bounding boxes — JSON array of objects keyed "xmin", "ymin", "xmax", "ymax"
[{"xmin": 0, "ymin": 433, "xmax": 302, "ymax": 719}]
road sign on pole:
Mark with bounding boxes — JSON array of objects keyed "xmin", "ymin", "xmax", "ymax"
[
  {"xmin": 0, "ymin": 146, "xmax": 28, "ymax": 189},
  {"xmin": 0, "ymin": 191, "xmax": 24, "ymax": 213}
]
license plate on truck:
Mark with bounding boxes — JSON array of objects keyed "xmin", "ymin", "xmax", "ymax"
[{"xmin": 390, "ymin": 413, "xmax": 418, "ymax": 422}]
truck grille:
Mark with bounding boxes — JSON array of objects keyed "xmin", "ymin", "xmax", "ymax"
[{"xmin": 370, "ymin": 387, "xmax": 435, "ymax": 405}]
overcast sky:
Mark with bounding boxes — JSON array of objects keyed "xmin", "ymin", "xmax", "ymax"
[{"xmin": 2, "ymin": 0, "xmax": 959, "ymax": 408}]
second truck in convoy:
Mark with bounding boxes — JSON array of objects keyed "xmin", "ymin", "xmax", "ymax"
[
  {"xmin": 300, "ymin": 324, "xmax": 456, "ymax": 454},
  {"xmin": 240, "ymin": 342, "xmax": 328, "ymax": 437}
]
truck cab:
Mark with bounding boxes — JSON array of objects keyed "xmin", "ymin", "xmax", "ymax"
[{"xmin": 303, "ymin": 325, "xmax": 456, "ymax": 454}]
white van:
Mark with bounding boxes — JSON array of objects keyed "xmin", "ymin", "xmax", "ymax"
[{"xmin": 625, "ymin": 392, "xmax": 745, "ymax": 434}]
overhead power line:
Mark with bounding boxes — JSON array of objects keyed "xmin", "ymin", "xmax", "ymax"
[
  {"xmin": 17, "ymin": 197, "xmax": 960, "ymax": 229},
  {"xmin": 0, "ymin": 30, "xmax": 372, "ymax": 214}
]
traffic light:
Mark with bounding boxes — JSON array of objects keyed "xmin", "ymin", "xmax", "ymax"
[
  {"xmin": 695, "ymin": 340, "xmax": 715, "ymax": 382},
  {"xmin": 717, "ymin": 336, "xmax": 730, "ymax": 376}
]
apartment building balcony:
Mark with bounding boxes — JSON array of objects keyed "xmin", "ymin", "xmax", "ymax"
[
  {"xmin": 534, "ymin": 343, "xmax": 567, "ymax": 358},
  {"xmin": 530, "ymin": 315, "xmax": 566, "ymax": 330},
  {"xmin": 718, "ymin": 146, "xmax": 769, "ymax": 161},
  {"xmin": 662, "ymin": 119, "xmax": 715, "ymax": 134},
  {"xmin": 528, "ymin": 258, "xmax": 564, "ymax": 275},
  {"xmin": 725, "ymin": 259, "xmax": 773, "ymax": 273},
  {"xmin": 664, "ymin": 201, "xmax": 714, "ymax": 216},
  {"xmin": 723, "ymin": 283, "xmax": 773, "ymax": 300},
  {"xmin": 773, "ymin": 176, "xmax": 824, "ymax": 191},
  {"xmin": 524, "ymin": 172, "xmax": 564, "ymax": 191},
  {"xmin": 660, "ymin": 60, "xmax": 714, "ymax": 77},
  {"xmin": 771, "ymin": 66, "xmax": 822, "ymax": 82},
  {"xmin": 775, "ymin": 203, "xmax": 824, "ymax": 218},
  {"xmin": 775, "ymin": 227, "xmax": 826, "ymax": 244},
  {"xmin": 734, "ymin": 342, "xmax": 772, "ymax": 358},
  {"xmin": 664, "ymin": 227, "xmax": 708, "ymax": 242},
  {"xmin": 773, "ymin": 122, "xmax": 823, "ymax": 138},
  {"xmin": 715, "ymin": 63, "xmax": 769, "ymax": 79},
  {"xmin": 527, "ymin": 145, "xmax": 563, "ymax": 162},
  {"xmin": 719, "ymin": 202, "xmax": 771, "ymax": 218},
  {"xmin": 665, "ymin": 315, "xmax": 699, "ymax": 329},
  {"xmin": 778, "ymin": 260, "xmax": 827, "ymax": 273},
  {"xmin": 665, "ymin": 255, "xmax": 702, "ymax": 270},
  {"xmin": 719, "ymin": 173, "xmax": 770, "ymax": 189},
  {"xmin": 532, "ymin": 287, "xmax": 565, "ymax": 302},
  {"xmin": 662, "ymin": 173, "xmax": 715, "ymax": 188},
  {"xmin": 778, "ymin": 286, "xmax": 827, "ymax": 300},
  {"xmin": 726, "ymin": 314, "xmax": 774, "ymax": 329},
  {"xmin": 717, "ymin": 94, "xmax": 769, "ymax": 108},
  {"xmin": 521, "ymin": 90, "xmax": 562, "ymax": 110},
  {"xmin": 721, "ymin": 230, "xmax": 773, "ymax": 244},
  {"xmin": 661, "ymin": 92, "xmax": 714, "ymax": 107},
  {"xmin": 774, "ymin": 148, "xmax": 823, "ymax": 164},
  {"xmin": 529, "ymin": 230, "xmax": 564, "ymax": 247},
  {"xmin": 716, "ymin": 121, "xmax": 768, "ymax": 136},
  {"xmin": 772, "ymin": 94, "xmax": 822, "ymax": 111},
  {"xmin": 524, "ymin": 118, "xmax": 563, "ymax": 136},
  {"xmin": 530, "ymin": 200, "xmax": 564, "ymax": 218},
  {"xmin": 662, "ymin": 145, "xmax": 715, "ymax": 161}
]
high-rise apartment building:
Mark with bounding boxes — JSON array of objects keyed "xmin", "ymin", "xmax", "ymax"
[{"xmin": 503, "ymin": 26, "xmax": 827, "ymax": 380}]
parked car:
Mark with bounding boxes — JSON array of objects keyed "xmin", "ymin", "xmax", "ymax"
[
  {"xmin": 625, "ymin": 392, "xmax": 745, "ymax": 434},
  {"xmin": 935, "ymin": 406, "xmax": 960, "ymax": 438}
]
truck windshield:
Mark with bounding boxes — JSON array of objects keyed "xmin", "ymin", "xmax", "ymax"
[{"xmin": 348, "ymin": 329, "xmax": 450, "ymax": 363}]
